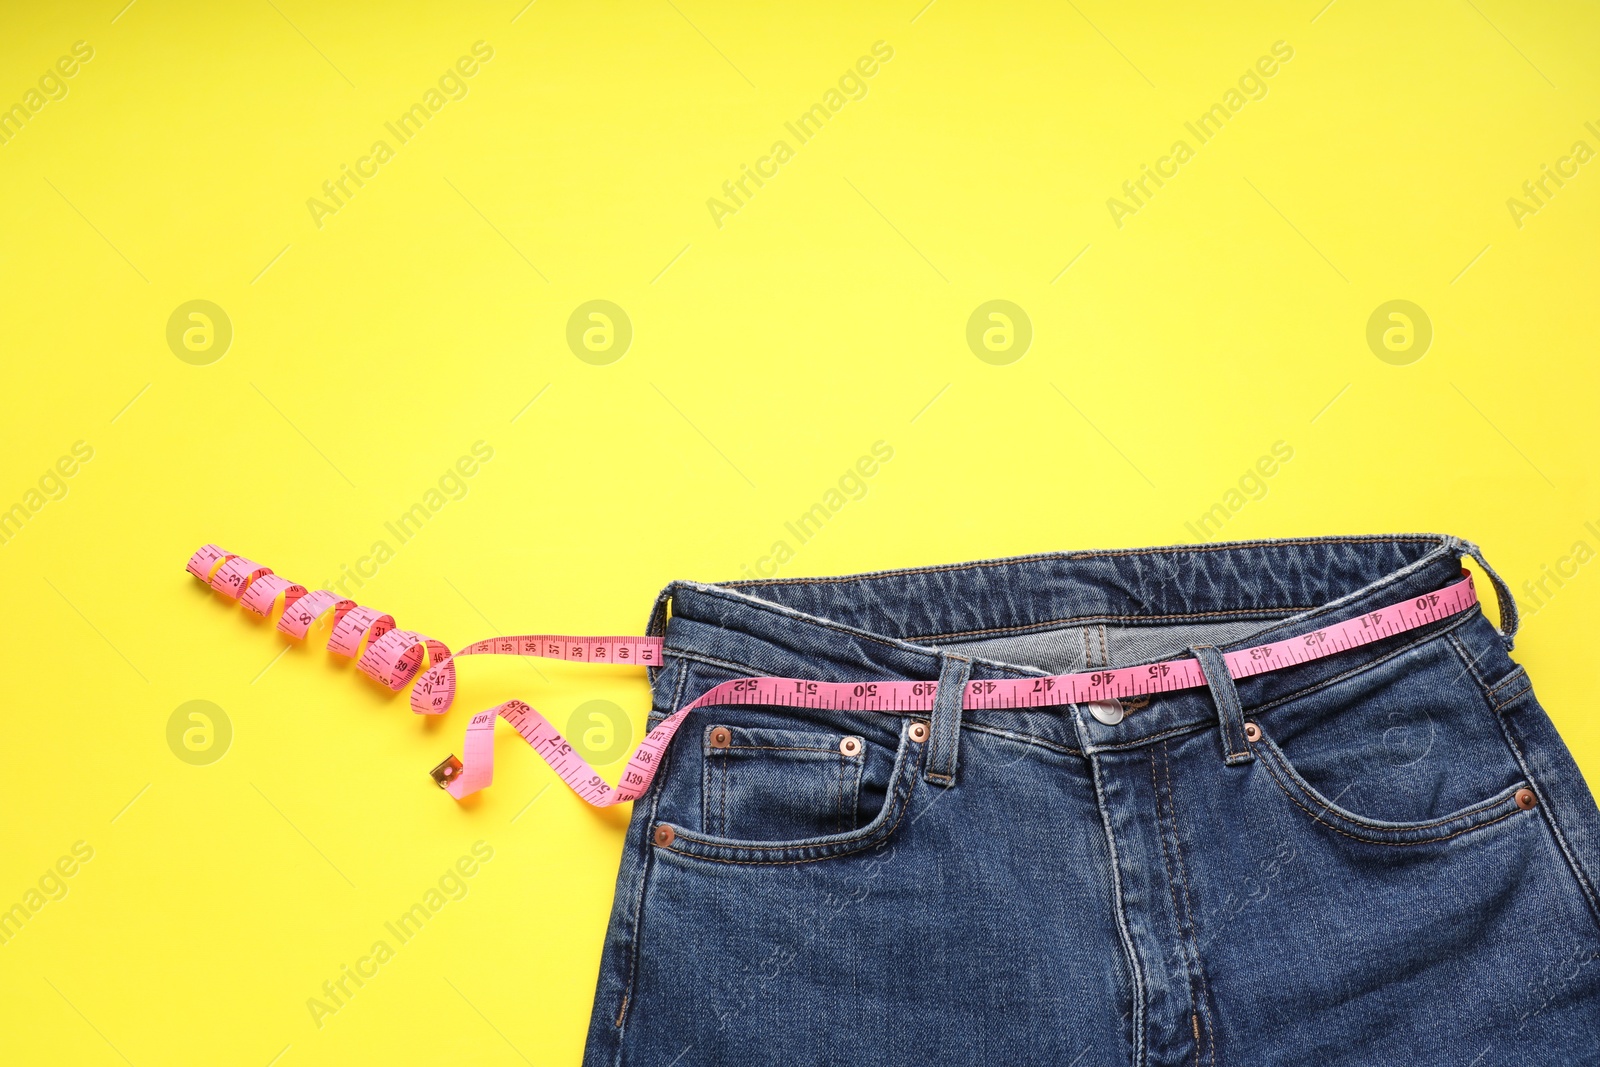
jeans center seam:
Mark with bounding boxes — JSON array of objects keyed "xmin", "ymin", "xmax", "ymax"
[{"xmin": 1150, "ymin": 745, "xmax": 1211, "ymax": 1067}]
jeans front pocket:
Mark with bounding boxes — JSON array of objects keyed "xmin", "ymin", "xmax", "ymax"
[
  {"xmin": 701, "ymin": 724, "xmax": 868, "ymax": 840},
  {"xmin": 1243, "ymin": 630, "xmax": 1534, "ymax": 840},
  {"xmin": 657, "ymin": 718, "xmax": 925, "ymax": 867},
  {"xmin": 1252, "ymin": 727, "xmax": 1536, "ymax": 846}
]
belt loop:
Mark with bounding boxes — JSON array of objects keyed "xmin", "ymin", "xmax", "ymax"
[
  {"xmin": 1458, "ymin": 539, "xmax": 1520, "ymax": 650},
  {"xmin": 644, "ymin": 583, "xmax": 675, "ymax": 685},
  {"xmin": 1188, "ymin": 644, "xmax": 1253, "ymax": 767},
  {"xmin": 924, "ymin": 654, "xmax": 971, "ymax": 787}
]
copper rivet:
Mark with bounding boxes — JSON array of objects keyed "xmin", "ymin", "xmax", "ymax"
[
  {"xmin": 709, "ymin": 727, "xmax": 731, "ymax": 749},
  {"xmin": 840, "ymin": 736, "xmax": 862, "ymax": 757},
  {"xmin": 1243, "ymin": 721, "xmax": 1262, "ymax": 743},
  {"xmin": 1515, "ymin": 788, "xmax": 1538, "ymax": 810},
  {"xmin": 909, "ymin": 721, "xmax": 930, "ymax": 743},
  {"xmin": 653, "ymin": 824, "xmax": 675, "ymax": 847}
]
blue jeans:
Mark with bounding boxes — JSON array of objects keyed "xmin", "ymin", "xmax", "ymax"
[{"xmin": 582, "ymin": 535, "xmax": 1600, "ymax": 1065}]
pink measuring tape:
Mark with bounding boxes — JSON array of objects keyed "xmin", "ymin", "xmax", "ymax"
[{"xmin": 187, "ymin": 544, "xmax": 1479, "ymax": 804}]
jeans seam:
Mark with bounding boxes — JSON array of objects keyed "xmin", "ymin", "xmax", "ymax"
[
  {"xmin": 1445, "ymin": 630, "xmax": 1495, "ymax": 693},
  {"xmin": 715, "ymin": 744, "xmax": 854, "ymax": 754},
  {"xmin": 1087, "ymin": 721, "xmax": 1213, "ymax": 753},
  {"xmin": 1489, "ymin": 704, "xmax": 1600, "ymax": 932},
  {"xmin": 1492, "ymin": 679, "xmax": 1534, "ymax": 711},
  {"xmin": 1441, "ymin": 636, "xmax": 1600, "ymax": 924},
  {"xmin": 718, "ymin": 747, "xmax": 728, "ymax": 837},
  {"xmin": 661, "ymin": 731, "xmax": 922, "ymax": 865},
  {"xmin": 661, "ymin": 646, "xmax": 776, "ymax": 679},
  {"xmin": 1163, "ymin": 742, "xmax": 1218, "ymax": 1067},
  {"xmin": 663, "ymin": 641, "xmax": 1040, "ymax": 694},
  {"xmin": 849, "ymin": 757, "xmax": 863, "ymax": 828},
  {"xmin": 721, "ymin": 534, "xmax": 1445, "ymax": 588},
  {"xmin": 1486, "ymin": 665, "xmax": 1529, "ymax": 700},
  {"xmin": 1084, "ymin": 749, "xmax": 1147, "ymax": 1067},
  {"xmin": 1245, "ymin": 610, "xmax": 1476, "ymax": 717},
  {"xmin": 1145, "ymin": 748, "xmax": 1196, "ymax": 1062},
  {"xmin": 836, "ymin": 750, "xmax": 845, "ymax": 834},
  {"xmin": 1256, "ymin": 731, "xmax": 1517, "ymax": 831},
  {"xmin": 663, "ymin": 768, "xmax": 918, "ymax": 867},
  {"xmin": 915, "ymin": 605, "xmax": 1311, "ymax": 643},
  {"xmin": 1259, "ymin": 754, "xmax": 1525, "ymax": 846},
  {"xmin": 671, "ymin": 591, "xmax": 1045, "ymax": 678},
  {"xmin": 1152, "ymin": 742, "xmax": 1209, "ymax": 1067},
  {"xmin": 838, "ymin": 748, "xmax": 851, "ymax": 838},
  {"xmin": 961, "ymin": 721, "xmax": 1084, "ymax": 758},
  {"xmin": 613, "ymin": 657, "xmax": 689, "ymax": 1035},
  {"xmin": 1150, "ymin": 747, "xmax": 1203, "ymax": 1067},
  {"xmin": 1479, "ymin": 660, "xmax": 1533, "ymax": 711}
]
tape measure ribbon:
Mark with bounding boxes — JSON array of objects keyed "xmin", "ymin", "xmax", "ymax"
[{"xmin": 186, "ymin": 545, "xmax": 1477, "ymax": 806}]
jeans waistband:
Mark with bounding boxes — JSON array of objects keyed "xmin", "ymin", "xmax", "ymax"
[{"xmin": 654, "ymin": 534, "xmax": 1496, "ymax": 752}]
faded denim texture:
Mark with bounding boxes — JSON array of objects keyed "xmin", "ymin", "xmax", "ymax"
[{"xmin": 582, "ymin": 535, "xmax": 1600, "ymax": 1066}]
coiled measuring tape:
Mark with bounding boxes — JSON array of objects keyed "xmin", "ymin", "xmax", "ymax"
[{"xmin": 187, "ymin": 544, "xmax": 1479, "ymax": 804}]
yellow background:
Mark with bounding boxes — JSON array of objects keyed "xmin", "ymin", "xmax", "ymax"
[{"xmin": 3, "ymin": 1, "xmax": 1597, "ymax": 1062}]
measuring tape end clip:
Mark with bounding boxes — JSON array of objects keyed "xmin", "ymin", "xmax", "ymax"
[{"xmin": 430, "ymin": 755, "xmax": 464, "ymax": 789}]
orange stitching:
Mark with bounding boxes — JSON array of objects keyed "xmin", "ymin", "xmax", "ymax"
[
  {"xmin": 1246, "ymin": 610, "xmax": 1476, "ymax": 718},
  {"xmin": 1487, "ymin": 666, "xmax": 1529, "ymax": 699},
  {"xmin": 911, "ymin": 605, "xmax": 1308, "ymax": 643},
  {"xmin": 1068, "ymin": 535, "xmax": 1441, "ymax": 559},
  {"xmin": 1089, "ymin": 721, "xmax": 1211, "ymax": 752},
  {"xmin": 1494, "ymin": 713, "xmax": 1600, "ymax": 921},
  {"xmin": 1487, "ymin": 665, "xmax": 1533, "ymax": 711},
  {"xmin": 961, "ymin": 721, "xmax": 1083, "ymax": 758},
  {"xmin": 1255, "ymin": 735, "xmax": 1518, "ymax": 831},
  {"xmin": 1445, "ymin": 630, "xmax": 1495, "ymax": 693},
  {"xmin": 1493, "ymin": 684, "xmax": 1532, "ymax": 711},
  {"xmin": 1149, "ymin": 747, "xmax": 1204, "ymax": 1065},
  {"xmin": 1194, "ymin": 645, "xmax": 1250, "ymax": 762},
  {"xmin": 665, "ymin": 609, "xmax": 1042, "ymax": 680},
  {"xmin": 721, "ymin": 535, "xmax": 1442, "ymax": 587},
  {"xmin": 838, "ymin": 748, "xmax": 851, "ymax": 838},
  {"xmin": 1445, "ymin": 632, "xmax": 1532, "ymax": 713},
  {"xmin": 1163, "ymin": 742, "xmax": 1217, "ymax": 1067},
  {"xmin": 663, "ymin": 738, "xmax": 923, "ymax": 865},
  {"xmin": 719, "ymin": 745, "xmax": 729, "ymax": 836},
  {"xmin": 716, "ymin": 744, "xmax": 854, "ymax": 754},
  {"xmin": 664, "ymin": 767, "xmax": 920, "ymax": 866},
  {"xmin": 617, "ymin": 704, "xmax": 684, "ymax": 1030},
  {"xmin": 1260, "ymin": 756, "xmax": 1523, "ymax": 847}
]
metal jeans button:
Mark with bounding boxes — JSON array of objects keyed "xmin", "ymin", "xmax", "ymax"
[{"xmin": 1087, "ymin": 699, "xmax": 1124, "ymax": 726}]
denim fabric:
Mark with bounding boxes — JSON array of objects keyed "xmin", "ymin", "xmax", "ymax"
[{"xmin": 582, "ymin": 535, "xmax": 1600, "ymax": 1066}]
